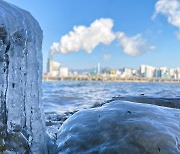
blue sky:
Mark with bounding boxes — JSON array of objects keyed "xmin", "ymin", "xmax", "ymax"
[{"xmin": 5, "ymin": 0, "xmax": 180, "ymax": 72}]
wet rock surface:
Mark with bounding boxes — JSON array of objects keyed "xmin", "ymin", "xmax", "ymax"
[
  {"xmin": 92, "ymin": 96, "xmax": 180, "ymax": 109},
  {"xmin": 57, "ymin": 101, "xmax": 180, "ymax": 154},
  {"xmin": 111, "ymin": 96, "xmax": 180, "ymax": 109}
]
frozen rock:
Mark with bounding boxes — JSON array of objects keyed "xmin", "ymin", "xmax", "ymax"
[
  {"xmin": 0, "ymin": 0, "xmax": 47, "ymax": 153},
  {"xmin": 57, "ymin": 101, "xmax": 180, "ymax": 154}
]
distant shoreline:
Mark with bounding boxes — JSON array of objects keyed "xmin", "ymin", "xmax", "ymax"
[{"xmin": 43, "ymin": 76, "xmax": 180, "ymax": 83}]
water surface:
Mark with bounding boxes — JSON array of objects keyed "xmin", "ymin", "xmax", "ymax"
[{"xmin": 43, "ymin": 81, "xmax": 180, "ymax": 115}]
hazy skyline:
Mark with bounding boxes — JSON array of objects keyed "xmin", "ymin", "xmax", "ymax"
[{"xmin": 5, "ymin": 0, "xmax": 180, "ymax": 72}]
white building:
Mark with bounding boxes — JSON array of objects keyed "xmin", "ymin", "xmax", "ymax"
[
  {"xmin": 145, "ymin": 66, "xmax": 155, "ymax": 78},
  {"xmin": 175, "ymin": 68, "xmax": 180, "ymax": 79},
  {"xmin": 169, "ymin": 68, "xmax": 175, "ymax": 78},
  {"xmin": 60, "ymin": 67, "xmax": 68, "ymax": 77},
  {"xmin": 140, "ymin": 65, "xmax": 155, "ymax": 78},
  {"xmin": 121, "ymin": 68, "xmax": 132, "ymax": 78},
  {"xmin": 160, "ymin": 67, "xmax": 168, "ymax": 74},
  {"xmin": 140, "ymin": 65, "xmax": 146, "ymax": 76}
]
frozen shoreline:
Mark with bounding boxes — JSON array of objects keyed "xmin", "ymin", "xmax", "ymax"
[
  {"xmin": 56, "ymin": 100, "xmax": 180, "ymax": 153},
  {"xmin": 46, "ymin": 96, "xmax": 180, "ymax": 153},
  {"xmin": 46, "ymin": 96, "xmax": 180, "ymax": 127}
]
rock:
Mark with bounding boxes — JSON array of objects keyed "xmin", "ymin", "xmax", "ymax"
[
  {"xmin": 112, "ymin": 96, "xmax": 180, "ymax": 109},
  {"xmin": 0, "ymin": 0, "xmax": 47, "ymax": 153},
  {"xmin": 57, "ymin": 101, "xmax": 180, "ymax": 154}
]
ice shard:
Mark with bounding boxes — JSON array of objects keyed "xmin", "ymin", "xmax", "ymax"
[{"xmin": 0, "ymin": 0, "xmax": 47, "ymax": 153}]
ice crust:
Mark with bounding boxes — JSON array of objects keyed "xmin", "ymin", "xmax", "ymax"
[
  {"xmin": 0, "ymin": 0, "xmax": 47, "ymax": 153},
  {"xmin": 57, "ymin": 101, "xmax": 180, "ymax": 154}
]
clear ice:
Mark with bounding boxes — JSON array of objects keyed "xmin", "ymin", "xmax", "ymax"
[{"xmin": 0, "ymin": 0, "xmax": 47, "ymax": 153}]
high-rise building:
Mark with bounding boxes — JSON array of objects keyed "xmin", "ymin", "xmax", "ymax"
[
  {"xmin": 154, "ymin": 69, "xmax": 162, "ymax": 78},
  {"xmin": 140, "ymin": 65, "xmax": 146, "ymax": 77},
  {"xmin": 169, "ymin": 68, "xmax": 175, "ymax": 78},
  {"xmin": 145, "ymin": 66, "xmax": 155, "ymax": 78},
  {"xmin": 97, "ymin": 63, "xmax": 101, "ymax": 75},
  {"xmin": 140, "ymin": 65, "xmax": 155, "ymax": 78}
]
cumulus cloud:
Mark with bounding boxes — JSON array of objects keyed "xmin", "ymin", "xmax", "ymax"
[
  {"xmin": 116, "ymin": 32, "xmax": 155, "ymax": 56},
  {"xmin": 153, "ymin": 0, "xmax": 180, "ymax": 39},
  {"xmin": 103, "ymin": 54, "xmax": 111, "ymax": 61},
  {"xmin": 50, "ymin": 18, "xmax": 155, "ymax": 56},
  {"xmin": 50, "ymin": 18, "xmax": 115, "ymax": 54}
]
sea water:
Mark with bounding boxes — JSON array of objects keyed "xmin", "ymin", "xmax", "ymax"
[{"xmin": 43, "ymin": 81, "xmax": 180, "ymax": 115}]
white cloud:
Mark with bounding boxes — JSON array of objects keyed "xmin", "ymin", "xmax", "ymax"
[
  {"xmin": 116, "ymin": 32, "xmax": 155, "ymax": 56},
  {"xmin": 103, "ymin": 54, "xmax": 111, "ymax": 61},
  {"xmin": 153, "ymin": 0, "xmax": 180, "ymax": 39},
  {"xmin": 50, "ymin": 42, "xmax": 60, "ymax": 54},
  {"xmin": 50, "ymin": 18, "xmax": 115, "ymax": 54},
  {"xmin": 50, "ymin": 18, "xmax": 155, "ymax": 56}
]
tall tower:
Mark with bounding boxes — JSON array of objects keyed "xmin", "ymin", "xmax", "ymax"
[
  {"xmin": 47, "ymin": 51, "xmax": 61, "ymax": 76},
  {"xmin": 97, "ymin": 63, "xmax": 101, "ymax": 75},
  {"xmin": 47, "ymin": 51, "xmax": 53, "ymax": 75}
]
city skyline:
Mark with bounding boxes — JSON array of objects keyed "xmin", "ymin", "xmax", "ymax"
[
  {"xmin": 6, "ymin": 0, "xmax": 180, "ymax": 72},
  {"xmin": 48, "ymin": 59, "xmax": 180, "ymax": 71},
  {"xmin": 46, "ymin": 57, "xmax": 180, "ymax": 80}
]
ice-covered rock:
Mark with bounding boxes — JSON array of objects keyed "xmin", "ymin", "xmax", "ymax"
[
  {"xmin": 0, "ymin": 0, "xmax": 47, "ymax": 153},
  {"xmin": 57, "ymin": 101, "xmax": 180, "ymax": 154}
]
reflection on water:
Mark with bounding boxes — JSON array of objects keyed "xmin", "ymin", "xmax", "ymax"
[{"xmin": 42, "ymin": 81, "xmax": 180, "ymax": 115}]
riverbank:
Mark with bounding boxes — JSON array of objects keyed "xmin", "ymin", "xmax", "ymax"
[{"xmin": 43, "ymin": 75, "xmax": 180, "ymax": 83}]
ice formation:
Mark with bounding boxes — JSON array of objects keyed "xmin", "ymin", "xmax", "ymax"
[
  {"xmin": 0, "ymin": 0, "xmax": 47, "ymax": 153},
  {"xmin": 57, "ymin": 100, "xmax": 180, "ymax": 153}
]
